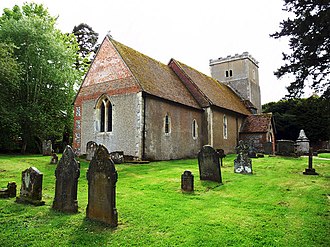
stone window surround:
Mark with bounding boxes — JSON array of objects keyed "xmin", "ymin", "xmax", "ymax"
[
  {"xmin": 192, "ymin": 119, "xmax": 198, "ymax": 140},
  {"xmin": 223, "ymin": 114, "xmax": 228, "ymax": 140},
  {"xmin": 164, "ymin": 113, "xmax": 171, "ymax": 136},
  {"xmin": 95, "ymin": 95, "xmax": 113, "ymax": 133}
]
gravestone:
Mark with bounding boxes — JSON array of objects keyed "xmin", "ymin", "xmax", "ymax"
[
  {"xmin": 263, "ymin": 142, "xmax": 273, "ymax": 155},
  {"xmin": 110, "ymin": 151, "xmax": 124, "ymax": 164},
  {"xmin": 276, "ymin": 140, "xmax": 295, "ymax": 156},
  {"xmin": 53, "ymin": 145, "xmax": 80, "ymax": 213},
  {"xmin": 16, "ymin": 167, "xmax": 45, "ymax": 206},
  {"xmin": 234, "ymin": 140, "xmax": 253, "ymax": 174},
  {"xmin": 181, "ymin": 170, "xmax": 194, "ymax": 192},
  {"xmin": 216, "ymin": 149, "xmax": 226, "ymax": 166},
  {"xmin": 86, "ymin": 141, "xmax": 98, "ymax": 161},
  {"xmin": 42, "ymin": 140, "xmax": 53, "ymax": 156},
  {"xmin": 303, "ymin": 148, "xmax": 319, "ymax": 175},
  {"xmin": 0, "ymin": 182, "xmax": 17, "ymax": 198},
  {"xmin": 248, "ymin": 141, "xmax": 257, "ymax": 158},
  {"xmin": 198, "ymin": 145, "xmax": 222, "ymax": 183},
  {"xmin": 296, "ymin": 129, "xmax": 310, "ymax": 154},
  {"xmin": 86, "ymin": 144, "xmax": 118, "ymax": 227},
  {"xmin": 50, "ymin": 153, "xmax": 58, "ymax": 164}
]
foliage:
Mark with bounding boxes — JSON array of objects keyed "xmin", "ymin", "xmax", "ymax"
[
  {"xmin": 263, "ymin": 96, "xmax": 330, "ymax": 142},
  {"xmin": 271, "ymin": 0, "xmax": 330, "ymax": 98},
  {"xmin": 0, "ymin": 3, "xmax": 80, "ymax": 153},
  {"xmin": 72, "ymin": 23, "xmax": 99, "ymax": 75},
  {"xmin": 0, "ymin": 155, "xmax": 329, "ymax": 246}
]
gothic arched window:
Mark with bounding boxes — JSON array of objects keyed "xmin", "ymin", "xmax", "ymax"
[{"xmin": 96, "ymin": 96, "xmax": 112, "ymax": 133}]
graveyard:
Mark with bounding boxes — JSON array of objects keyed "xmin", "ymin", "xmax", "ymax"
[{"xmin": 0, "ymin": 152, "xmax": 329, "ymax": 246}]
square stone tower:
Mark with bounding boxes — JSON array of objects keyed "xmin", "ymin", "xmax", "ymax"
[{"xmin": 209, "ymin": 52, "xmax": 261, "ymax": 113}]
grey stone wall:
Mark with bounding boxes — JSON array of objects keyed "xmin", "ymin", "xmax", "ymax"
[{"xmin": 80, "ymin": 93, "xmax": 143, "ymax": 158}]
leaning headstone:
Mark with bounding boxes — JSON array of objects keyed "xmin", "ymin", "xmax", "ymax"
[
  {"xmin": 0, "ymin": 182, "xmax": 17, "ymax": 198},
  {"xmin": 86, "ymin": 144, "xmax": 118, "ymax": 227},
  {"xmin": 110, "ymin": 151, "xmax": 124, "ymax": 164},
  {"xmin": 234, "ymin": 140, "xmax": 253, "ymax": 174},
  {"xmin": 216, "ymin": 149, "xmax": 226, "ymax": 167},
  {"xmin": 16, "ymin": 167, "xmax": 45, "ymax": 206},
  {"xmin": 53, "ymin": 145, "xmax": 80, "ymax": 213},
  {"xmin": 296, "ymin": 129, "xmax": 310, "ymax": 154},
  {"xmin": 86, "ymin": 141, "xmax": 98, "ymax": 161},
  {"xmin": 50, "ymin": 153, "xmax": 58, "ymax": 164},
  {"xmin": 42, "ymin": 140, "xmax": 53, "ymax": 156},
  {"xmin": 181, "ymin": 170, "xmax": 194, "ymax": 192},
  {"xmin": 303, "ymin": 148, "xmax": 319, "ymax": 175},
  {"xmin": 198, "ymin": 145, "xmax": 222, "ymax": 183}
]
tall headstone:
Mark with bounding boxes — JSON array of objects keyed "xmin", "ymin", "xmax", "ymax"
[
  {"xmin": 296, "ymin": 129, "xmax": 310, "ymax": 154},
  {"xmin": 181, "ymin": 170, "xmax": 194, "ymax": 192},
  {"xmin": 16, "ymin": 167, "xmax": 45, "ymax": 206},
  {"xmin": 42, "ymin": 140, "xmax": 53, "ymax": 156},
  {"xmin": 86, "ymin": 141, "xmax": 98, "ymax": 161},
  {"xmin": 303, "ymin": 148, "xmax": 319, "ymax": 175},
  {"xmin": 198, "ymin": 145, "xmax": 222, "ymax": 183},
  {"xmin": 86, "ymin": 144, "xmax": 118, "ymax": 227},
  {"xmin": 234, "ymin": 140, "xmax": 253, "ymax": 174},
  {"xmin": 53, "ymin": 145, "xmax": 80, "ymax": 213}
]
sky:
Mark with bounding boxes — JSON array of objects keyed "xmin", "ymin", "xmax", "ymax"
[{"xmin": 0, "ymin": 0, "xmax": 295, "ymax": 104}]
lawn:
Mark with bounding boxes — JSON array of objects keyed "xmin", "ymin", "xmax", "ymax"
[{"xmin": 0, "ymin": 153, "xmax": 329, "ymax": 246}]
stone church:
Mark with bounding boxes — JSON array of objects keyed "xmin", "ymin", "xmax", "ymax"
[{"xmin": 73, "ymin": 35, "xmax": 275, "ymax": 160}]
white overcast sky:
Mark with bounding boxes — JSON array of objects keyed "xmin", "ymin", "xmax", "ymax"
[{"xmin": 0, "ymin": 0, "xmax": 298, "ymax": 104}]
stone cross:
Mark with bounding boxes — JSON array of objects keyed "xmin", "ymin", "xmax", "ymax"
[
  {"xmin": 16, "ymin": 167, "xmax": 45, "ymax": 206},
  {"xmin": 86, "ymin": 144, "xmax": 118, "ymax": 227},
  {"xmin": 234, "ymin": 140, "xmax": 253, "ymax": 174},
  {"xmin": 52, "ymin": 145, "xmax": 80, "ymax": 213},
  {"xmin": 303, "ymin": 148, "xmax": 319, "ymax": 175},
  {"xmin": 181, "ymin": 170, "xmax": 194, "ymax": 192},
  {"xmin": 86, "ymin": 141, "xmax": 98, "ymax": 161},
  {"xmin": 198, "ymin": 145, "xmax": 222, "ymax": 183}
]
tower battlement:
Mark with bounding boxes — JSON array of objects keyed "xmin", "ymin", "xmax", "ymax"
[{"xmin": 209, "ymin": 52, "xmax": 259, "ymax": 67}]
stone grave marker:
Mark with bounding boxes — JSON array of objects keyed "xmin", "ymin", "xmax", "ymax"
[
  {"xmin": 263, "ymin": 142, "xmax": 273, "ymax": 155},
  {"xmin": 248, "ymin": 141, "xmax": 257, "ymax": 158},
  {"xmin": 198, "ymin": 145, "xmax": 222, "ymax": 183},
  {"xmin": 276, "ymin": 140, "xmax": 295, "ymax": 156},
  {"xmin": 53, "ymin": 145, "xmax": 80, "ymax": 213},
  {"xmin": 303, "ymin": 148, "xmax": 319, "ymax": 175},
  {"xmin": 110, "ymin": 151, "xmax": 124, "ymax": 164},
  {"xmin": 16, "ymin": 167, "xmax": 45, "ymax": 206},
  {"xmin": 181, "ymin": 170, "xmax": 194, "ymax": 192},
  {"xmin": 216, "ymin": 149, "xmax": 226, "ymax": 167},
  {"xmin": 50, "ymin": 153, "xmax": 58, "ymax": 164},
  {"xmin": 86, "ymin": 144, "xmax": 118, "ymax": 227},
  {"xmin": 86, "ymin": 141, "xmax": 98, "ymax": 161},
  {"xmin": 42, "ymin": 140, "xmax": 53, "ymax": 156},
  {"xmin": 234, "ymin": 140, "xmax": 253, "ymax": 174},
  {"xmin": 0, "ymin": 182, "xmax": 17, "ymax": 198},
  {"xmin": 296, "ymin": 129, "xmax": 310, "ymax": 154}
]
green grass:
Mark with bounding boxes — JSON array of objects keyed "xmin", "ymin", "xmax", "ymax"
[{"xmin": 0, "ymin": 154, "xmax": 329, "ymax": 246}]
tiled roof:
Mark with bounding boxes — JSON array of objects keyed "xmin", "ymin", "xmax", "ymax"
[
  {"xmin": 240, "ymin": 113, "xmax": 273, "ymax": 133},
  {"xmin": 110, "ymin": 38, "xmax": 200, "ymax": 109},
  {"xmin": 172, "ymin": 60, "xmax": 251, "ymax": 115}
]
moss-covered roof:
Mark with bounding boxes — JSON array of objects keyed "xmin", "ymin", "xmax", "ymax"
[
  {"xmin": 110, "ymin": 38, "xmax": 200, "ymax": 109},
  {"xmin": 173, "ymin": 60, "xmax": 251, "ymax": 115},
  {"xmin": 240, "ymin": 113, "xmax": 273, "ymax": 133}
]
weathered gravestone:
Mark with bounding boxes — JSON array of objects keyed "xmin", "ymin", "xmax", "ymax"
[
  {"xmin": 16, "ymin": 167, "xmax": 45, "ymax": 206},
  {"xmin": 42, "ymin": 140, "xmax": 53, "ymax": 156},
  {"xmin": 216, "ymin": 149, "xmax": 226, "ymax": 167},
  {"xmin": 303, "ymin": 148, "xmax": 319, "ymax": 175},
  {"xmin": 50, "ymin": 153, "xmax": 58, "ymax": 164},
  {"xmin": 181, "ymin": 170, "xmax": 194, "ymax": 192},
  {"xmin": 263, "ymin": 142, "xmax": 273, "ymax": 155},
  {"xmin": 0, "ymin": 182, "xmax": 17, "ymax": 198},
  {"xmin": 234, "ymin": 140, "xmax": 253, "ymax": 174},
  {"xmin": 53, "ymin": 145, "xmax": 80, "ymax": 213},
  {"xmin": 276, "ymin": 140, "xmax": 295, "ymax": 156},
  {"xmin": 198, "ymin": 145, "xmax": 222, "ymax": 183},
  {"xmin": 110, "ymin": 151, "xmax": 124, "ymax": 164},
  {"xmin": 86, "ymin": 141, "xmax": 98, "ymax": 161},
  {"xmin": 86, "ymin": 144, "xmax": 118, "ymax": 227},
  {"xmin": 248, "ymin": 141, "xmax": 257, "ymax": 158},
  {"xmin": 296, "ymin": 129, "xmax": 310, "ymax": 154}
]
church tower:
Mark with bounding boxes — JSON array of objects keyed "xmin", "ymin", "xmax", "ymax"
[{"xmin": 209, "ymin": 52, "xmax": 261, "ymax": 113}]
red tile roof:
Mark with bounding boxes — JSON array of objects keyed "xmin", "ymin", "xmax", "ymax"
[{"xmin": 240, "ymin": 113, "xmax": 273, "ymax": 133}]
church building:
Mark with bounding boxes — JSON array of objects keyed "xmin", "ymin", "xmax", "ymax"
[{"xmin": 73, "ymin": 35, "xmax": 274, "ymax": 160}]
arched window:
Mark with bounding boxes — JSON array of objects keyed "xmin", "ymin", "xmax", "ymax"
[
  {"xmin": 192, "ymin": 119, "xmax": 198, "ymax": 139},
  {"xmin": 223, "ymin": 115, "xmax": 228, "ymax": 139},
  {"xmin": 96, "ymin": 96, "xmax": 112, "ymax": 133}
]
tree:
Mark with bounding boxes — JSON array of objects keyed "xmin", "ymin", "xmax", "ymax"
[
  {"xmin": 73, "ymin": 23, "xmax": 99, "ymax": 75},
  {"xmin": 271, "ymin": 0, "xmax": 330, "ymax": 98},
  {"xmin": 0, "ymin": 3, "xmax": 80, "ymax": 153}
]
